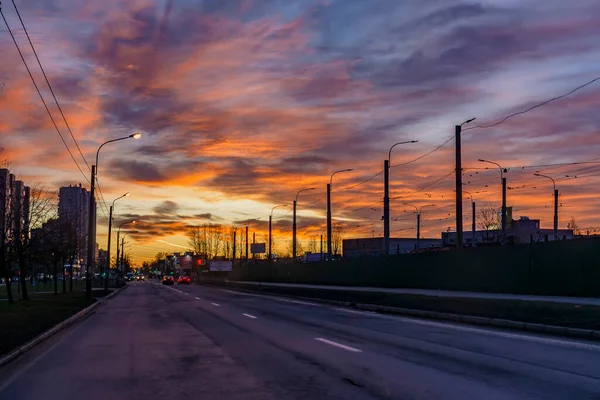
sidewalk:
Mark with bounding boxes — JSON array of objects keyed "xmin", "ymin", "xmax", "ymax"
[{"xmin": 229, "ymin": 281, "xmax": 600, "ymax": 306}]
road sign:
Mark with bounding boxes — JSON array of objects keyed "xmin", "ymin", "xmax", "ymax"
[{"xmin": 251, "ymin": 243, "xmax": 266, "ymax": 254}]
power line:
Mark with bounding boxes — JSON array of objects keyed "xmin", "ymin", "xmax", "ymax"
[
  {"xmin": 305, "ymin": 193, "xmax": 326, "ymax": 206},
  {"xmin": 0, "ymin": 8, "xmax": 90, "ymax": 184},
  {"xmin": 464, "ymin": 75, "xmax": 600, "ymax": 131},
  {"xmin": 338, "ymin": 170, "xmax": 383, "ymax": 191},
  {"xmin": 390, "ymin": 135, "xmax": 455, "ymax": 169},
  {"xmin": 391, "ymin": 170, "xmax": 456, "ymax": 200},
  {"xmin": 10, "ymin": 0, "xmax": 90, "ymax": 171}
]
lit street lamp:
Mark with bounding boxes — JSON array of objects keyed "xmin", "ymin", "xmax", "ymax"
[
  {"xmin": 269, "ymin": 205, "xmax": 288, "ymax": 261},
  {"xmin": 87, "ymin": 132, "xmax": 141, "ymax": 300},
  {"xmin": 327, "ymin": 169, "xmax": 353, "ymax": 260},
  {"xmin": 293, "ymin": 188, "xmax": 315, "ymax": 262},
  {"xmin": 105, "ymin": 192, "xmax": 129, "ymax": 291}
]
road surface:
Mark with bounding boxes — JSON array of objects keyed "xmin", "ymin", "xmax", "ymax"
[{"xmin": 1, "ymin": 282, "xmax": 599, "ymax": 399}]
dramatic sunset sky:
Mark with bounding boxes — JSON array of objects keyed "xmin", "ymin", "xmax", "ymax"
[{"xmin": 1, "ymin": 0, "xmax": 599, "ymax": 263}]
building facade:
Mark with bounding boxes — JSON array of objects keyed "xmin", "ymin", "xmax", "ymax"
[
  {"xmin": 58, "ymin": 184, "xmax": 90, "ymax": 265},
  {"xmin": 442, "ymin": 216, "xmax": 575, "ymax": 247}
]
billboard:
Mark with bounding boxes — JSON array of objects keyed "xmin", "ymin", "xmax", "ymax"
[
  {"xmin": 209, "ymin": 260, "xmax": 233, "ymax": 271},
  {"xmin": 251, "ymin": 243, "xmax": 266, "ymax": 254}
]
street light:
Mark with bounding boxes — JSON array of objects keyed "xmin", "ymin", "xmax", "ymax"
[
  {"xmin": 384, "ymin": 140, "xmax": 418, "ymax": 255},
  {"xmin": 269, "ymin": 204, "xmax": 288, "ymax": 261},
  {"xmin": 463, "ymin": 190, "xmax": 476, "ymax": 246},
  {"xmin": 454, "ymin": 118, "xmax": 476, "ymax": 249},
  {"xmin": 327, "ymin": 168, "xmax": 353, "ymax": 260},
  {"xmin": 87, "ymin": 132, "xmax": 141, "ymax": 300},
  {"xmin": 293, "ymin": 188, "xmax": 315, "ymax": 262},
  {"xmin": 116, "ymin": 220, "xmax": 135, "ymax": 279},
  {"xmin": 534, "ymin": 173, "xmax": 558, "ymax": 240},
  {"xmin": 105, "ymin": 192, "xmax": 130, "ymax": 291},
  {"xmin": 478, "ymin": 159, "xmax": 507, "ymax": 238},
  {"xmin": 402, "ymin": 203, "xmax": 434, "ymax": 251}
]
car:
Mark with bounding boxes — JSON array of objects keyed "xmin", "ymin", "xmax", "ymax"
[
  {"xmin": 177, "ymin": 276, "xmax": 191, "ymax": 284},
  {"xmin": 162, "ymin": 275, "xmax": 174, "ymax": 285},
  {"xmin": 135, "ymin": 275, "xmax": 145, "ymax": 281}
]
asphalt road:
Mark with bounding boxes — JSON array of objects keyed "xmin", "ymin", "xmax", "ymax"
[{"xmin": 1, "ymin": 282, "xmax": 599, "ymax": 399}]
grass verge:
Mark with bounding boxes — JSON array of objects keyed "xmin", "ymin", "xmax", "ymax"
[
  {"xmin": 0, "ymin": 291, "xmax": 95, "ymax": 357},
  {"xmin": 218, "ymin": 282, "xmax": 600, "ymax": 330}
]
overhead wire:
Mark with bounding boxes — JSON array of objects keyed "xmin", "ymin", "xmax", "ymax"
[
  {"xmin": 0, "ymin": 7, "xmax": 90, "ymax": 184},
  {"xmin": 10, "ymin": 0, "xmax": 90, "ymax": 171},
  {"xmin": 464, "ymin": 75, "xmax": 600, "ymax": 131}
]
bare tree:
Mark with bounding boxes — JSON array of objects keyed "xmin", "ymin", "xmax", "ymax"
[
  {"xmin": 307, "ymin": 236, "xmax": 318, "ymax": 253},
  {"xmin": 187, "ymin": 223, "xmax": 225, "ymax": 259},
  {"xmin": 331, "ymin": 223, "xmax": 345, "ymax": 256},
  {"xmin": 478, "ymin": 205, "xmax": 500, "ymax": 231}
]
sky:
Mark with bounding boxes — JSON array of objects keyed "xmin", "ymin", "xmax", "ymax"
[{"xmin": 1, "ymin": 0, "xmax": 599, "ymax": 263}]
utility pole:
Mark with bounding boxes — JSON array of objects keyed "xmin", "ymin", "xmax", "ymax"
[
  {"xmin": 293, "ymin": 188, "xmax": 315, "ymax": 262},
  {"xmin": 292, "ymin": 200, "xmax": 297, "ymax": 261},
  {"xmin": 106, "ymin": 205, "xmax": 113, "ymax": 291},
  {"xmin": 86, "ymin": 165, "xmax": 96, "ymax": 301},
  {"xmin": 245, "ymin": 225, "xmax": 249, "ymax": 265},
  {"xmin": 534, "ymin": 173, "xmax": 558, "ymax": 241},
  {"xmin": 480, "ymin": 159, "xmax": 507, "ymax": 239},
  {"xmin": 455, "ymin": 126, "xmax": 463, "ymax": 249},
  {"xmin": 501, "ymin": 177, "xmax": 507, "ymax": 236},
  {"xmin": 326, "ymin": 169, "xmax": 353, "ymax": 261},
  {"xmin": 416, "ymin": 212, "xmax": 421, "ymax": 251},
  {"xmin": 116, "ymin": 229, "xmax": 120, "ymax": 278},
  {"xmin": 326, "ymin": 183, "xmax": 332, "ymax": 261},
  {"xmin": 554, "ymin": 188, "xmax": 558, "ymax": 240},
  {"xmin": 232, "ymin": 229, "xmax": 236, "ymax": 265},
  {"xmin": 384, "ymin": 141, "xmax": 417, "ymax": 255},
  {"xmin": 383, "ymin": 159, "xmax": 390, "ymax": 255},
  {"xmin": 320, "ymin": 234, "xmax": 323, "ymax": 261},
  {"xmin": 121, "ymin": 237, "xmax": 125, "ymax": 275},
  {"xmin": 472, "ymin": 201, "xmax": 476, "ymax": 245},
  {"xmin": 455, "ymin": 119, "xmax": 475, "ymax": 249},
  {"xmin": 268, "ymin": 214, "xmax": 272, "ymax": 261}
]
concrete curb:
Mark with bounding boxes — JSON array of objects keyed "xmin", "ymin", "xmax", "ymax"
[
  {"xmin": 207, "ymin": 282, "xmax": 600, "ymax": 342},
  {"xmin": 0, "ymin": 285, "xmax": 128, "ymax": 368}
]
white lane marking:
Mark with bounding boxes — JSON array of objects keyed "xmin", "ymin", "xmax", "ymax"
[
  {"xmin": 195, "ymin": 297, "xmax": 200, "ymax": 300},
  {"xmin": 216, "ymin": 286, "xmax": 600, "ymax": 351},
  {"xmin": 211, "ymin": 303, "xmax": 220, "ymax": 307},
  {"xmin": 330, "ymin": 307, "xmax": 600, "ymax": 352},
  {"xmin": 315, "ymin": 338, "xmax": 362, "ymax": 353},
  {"xmin": 242, "ymin": 313, "xmax": 258, "ymax": 319}
]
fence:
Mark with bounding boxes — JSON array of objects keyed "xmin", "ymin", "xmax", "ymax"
[{"xmin": 228, "ymin": 237, "xmax": 600, "ymax": 296}]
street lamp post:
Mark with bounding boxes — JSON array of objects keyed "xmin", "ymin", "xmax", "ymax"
[
  {"xmin": 478, "ymin": 159, "xmax": 507, "ymax": 238},
  {"xmin": 534, "ymin": 173, "xmax": 558, "ymax": 240},
  {"xmin": 105, "ymin": 192, "xmax": 129, "ymax": 291},
  {"xmin": 293, "ymin": 188, "xmax": 315, "ymax": 262},
  {"xmin": 87, "ymin": 132, "xmax": 141, "ymax": 301},
  {"xmin": 384, "ymin": 140, "xmax": 418, "ymax": 255},
  {"xmin": 403, "ymin": 203, "xmax": 434, "ymax": 251},
  {"xmin": 269, "ymin": 205, "xmax": 288, "ymax": 261},
  {"xmin": 327, "ymin": 169, "xmax": 353, "ymax": 260},
  {"xmin": 463, "ymin": 190, "xmax": 476, "ymax": 246},
  {"xmin": 116, "ymin": 220, "xmax": 135, "ymax": 280},
  {"xmin": 455, "ymin": 118, "xmax": 476, "ymax": 249}
]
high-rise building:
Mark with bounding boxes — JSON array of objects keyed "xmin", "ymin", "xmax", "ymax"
[
  {"xmin": 0, "ymin": 168, "xmax": 30, "ymax": 251},
  {"xmin": 58, "ymin": 184, "xmax": 90, "ymax": 266}
]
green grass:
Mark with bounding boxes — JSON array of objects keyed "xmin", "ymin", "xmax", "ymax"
[
  {"xmin": 222, "ymin": 282, "xmax": 600, "ymax": 330},
  {"xmin": 0, "ymin": 291, "xmax": 95, "ymax": 357}
]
